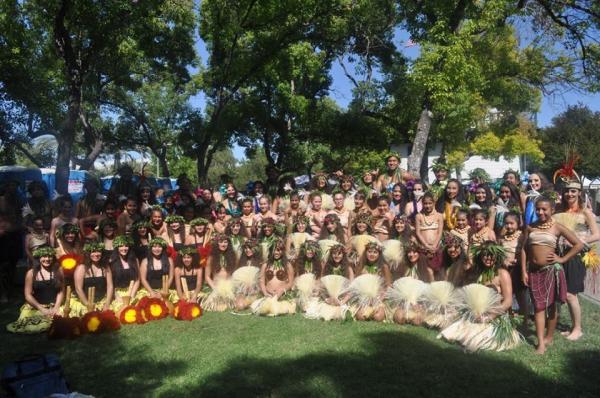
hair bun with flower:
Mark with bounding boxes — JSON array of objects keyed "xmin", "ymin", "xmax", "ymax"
[
  {"xmin": 165, "ymin": 215, "xmax": 185, "ymax": 225},
  {"xmin": 33, "ymin": 246, "xmax": 56, "ymax": 258},
  {"xmin": 113, "ymin": 235, "xmax": 133, "ymax": 248},
  {"xmin": 84, "ymin": 242, "xmax": 105, "ymax": 253},
  {"xmin": 149, "ymin": 237, "xmax": 168, "ymax": 248}
]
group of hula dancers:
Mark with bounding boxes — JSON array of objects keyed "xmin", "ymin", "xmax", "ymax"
[{"xmin": 4, "ymin": 154, "xmax": 598, "ymax": 354}]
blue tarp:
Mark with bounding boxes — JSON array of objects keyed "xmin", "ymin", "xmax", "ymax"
[
  {"xmin": 100, "ymin": 176, "xmax": 178, "ymax": 194},
  {"xmin": 40, "ymin": 169, "xmax": 95, "ymax": 202}
]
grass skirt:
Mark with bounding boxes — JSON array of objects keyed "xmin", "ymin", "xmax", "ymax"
[
  {"xmin": 201, "ymin": 278, "xmax": 235, "ymax": 312},
  {"xmin": 251, "ymin": 292, "xmax": 296, "ymax": 316},
  {"xmin": 304, "ymin": 275, "xmax": 350, "ymax": 321},
  {"xmin": 438, "ymin": 284, "xmax": 522, "ymax": 352},
  {"xmin": 342, "ymin": 274, "xmax": 385, "ymax": 320},
  {"xmin": 6, "ymin": 304, "xmax": 55, "ymax": 334}
]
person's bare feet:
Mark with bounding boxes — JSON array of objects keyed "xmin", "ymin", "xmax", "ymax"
[
  {"xmin": 560, "ymin": 330, "xmax": 571, "ymax": 337},
  {"xmin": 566, "ymin": 330, "xmax": 583, "ymax": 341},
  {"xmin": 543, "ymin": 337, "xmax": 553, "ymax": 347},
  {"xmin": 535, "ymin": 344, "xmax": 546, "ymax": 355}
]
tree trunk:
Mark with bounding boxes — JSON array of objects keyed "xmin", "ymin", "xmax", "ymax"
[
  {"xmin": 407, "ymin": 108, "xmax": 433, "ymax": 178},
  {"xmin": 55, "ymin": 96, "xmax": 79, "ymax": 195},
  {"xmin": 158, "ymin": 155, "xmax": 170, "ymax": 178}
]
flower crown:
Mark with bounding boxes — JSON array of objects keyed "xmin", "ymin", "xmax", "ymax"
[
  {"xmin": 293, "ymin": 215, "xmax": 310, "ymax": 226},
  {"xmin": 261, "ymin": 217, "xmax": 276, "ymax": 226},
  {"xmin": 212, "ymin": 233, "xmax": 230, "ymax": 244},
  {"xmin": 442, "ymin": 232, "xmax": 463, "ymax": 248},
  {"xmin": 365, "ymin": 241, "xmax": 382, "ymax": 252},
  {"xmin": 228, "ymin": 217, "xmax": 243, "ymax": 226},
  {"xmin": 301, "ymin": 241, "xmax": 321, "ymax": 256},
  {"xmin": 354, "ymin": 212, "xmax": 372, "ymax": 225},
  {"xmin": 113, "ymin": 235, "xmax": 133, "ymax": 248},
  {"xmin": 33, "ymin": 246, "xmax": 56, "ymax": 258},
  {"xmin": 149, "ymin": 237, "xmax": 168, "ymax": 248},
  {"xmin": 323, "ymin": 214, "xmax": 340, "ymax": 224},
  {"xmin": 83, "ymin": 242, "xmax": 105, "ymax": 253}
]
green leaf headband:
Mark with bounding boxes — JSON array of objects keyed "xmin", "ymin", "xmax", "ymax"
[
  {"xmin": 113, "ymin": 235, "xmax": 133, "ymax": 248},
  {"xmin": 84, "ymin": 242, "xmax": 105, "ymax": 253},
  {"xmin": 98, "ymin": 218, "xmax": 118, "ymax": 230},
  {"xmin": 58, "ymin": 223, "xmax": 80, "ymax": 237},
  {"xmin": 132, "ymin": 220, "xmax": 151, "ymax": 229},
  {"xmin": 149, "ymin": 237, "xmax": 168, "ymax": 248},
  {"xmin": 190, "ymin": 217, "xmax": 209, "ymax": 227},
  {"xmin": 178, "ymin": 247, "xmax": 197, "ymax": 257},
  {"xmin": 33, "ymin": 246, "xmax": 56, "ymax": 258},
  {"xmin": 165, "ymin": 215, "xmax": 185, "ymax": 224},
  {"xmin": 431, "ymin": 158, "xmax": 449, "ymax": 172},
  {"xmin": 470, "ymin": 241, "xmax": 506, "ymax": 267},
  {"xmin": 301, "ymin": 241, "xmax": 321, "ymax": 257}
]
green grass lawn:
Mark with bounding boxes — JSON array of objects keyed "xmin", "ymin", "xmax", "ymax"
[{"xmin": 1, "ymin": 299, "xmax": 599, "ymax": 398}]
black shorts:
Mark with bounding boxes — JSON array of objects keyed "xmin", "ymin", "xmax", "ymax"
[{"xmin": 563, "ymin": 255, "xmax": 586, "ymax": 294}]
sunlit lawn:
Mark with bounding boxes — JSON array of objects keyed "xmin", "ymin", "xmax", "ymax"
[{"xmin": 1, "ymin": 298, "xmax": 599, "ymax": 398}]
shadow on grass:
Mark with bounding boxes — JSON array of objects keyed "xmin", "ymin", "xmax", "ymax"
[
  {"xmin": 0, "ymin": 303, "xmax": 187, "ymax": 397},
  {"xmin": 165, "ymin": 330, "xmax": 596, "ymax": 398}
]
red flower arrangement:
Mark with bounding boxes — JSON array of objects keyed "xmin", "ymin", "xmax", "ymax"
[
  {"xmin": 81, "ymin": 310, "xmax": 121, "ymax": 334},
  {"xmin": 137, "ymin": 297, "xmax": 169, "ymax": 321},
  {"xmin": 173, "ymin": 300, "xmax": 203, "ymax": 321},
  {"xmin": 47, "ymin": 316, "xmax": 82, "ymax": 340},
  {"xmin": 197, "ymin": 244, "xmax": 211, "ymax": 267},
  {"xmin": 167, "ymin": 245, "xmax": 177, "ymax": 261},
  {"xmin": 119, "ymin": 305, "xmax": 146, "ymax": 325},
  {"xmin": 58, "ymin": 254, "xmax": 82, "ymax": 276}
]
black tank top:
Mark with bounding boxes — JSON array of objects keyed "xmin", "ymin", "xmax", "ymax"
[
  {"xmin": 181, "ymin": 268, "xmax": 198, "ymax": 291},
  {"xmin": 147, "ymin": 256, "xmax": 169, "ymax": 289},
  {"xmin": 112, "ymin": 258, "xmax": 138, "ymax": 289},
  {"xmin": 32, "ymin": 271, "xmax": 60, "ymax": 305},
  {"xmin": 83, "ymin": 266, "xmax": 107, "ymax": 299}
]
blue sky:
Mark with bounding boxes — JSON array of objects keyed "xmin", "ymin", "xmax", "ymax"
[{"xmin": 193, "ymin": 27, "xmax": 600, "ymax": 160}]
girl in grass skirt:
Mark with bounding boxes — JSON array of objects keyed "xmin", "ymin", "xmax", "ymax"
[
  {"xmin": 304, "ymin": 243, "xmax": 352, "ymax": 321},
  {"xmin": 440, "ymin": 241, "xmax": 521, "ymax": 352},
  {"xmin": 233, "ymin": 239, "xmax": 261, "ymax": 310},
  {"xmin": 252, "ymin": 239, "xmax": 296, "ymax": 316},
  {"xmin": 202, "ymin": 234, "xmax": 237, "ymax": 312},
  {"xmin": 344, "ymin": 241, "xmax": 391, "ymax": 321},
  {"xmin": 139, "ymin": 237, "xmax": 175, "ymax": 300},
  {"xmin": 7, "ymin": 247, "xmax": 65, "ymax": 333},
  {"xmin": 72, "ymin": 242, "xmax": 114, "ymax": 316},
  {"xmin": 109, "ymin": 235, "xmax": 140, "ymax": 310},
  {"xmin": 174, "ymin": 247, "xmax": 204, "ymax": 303}
]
